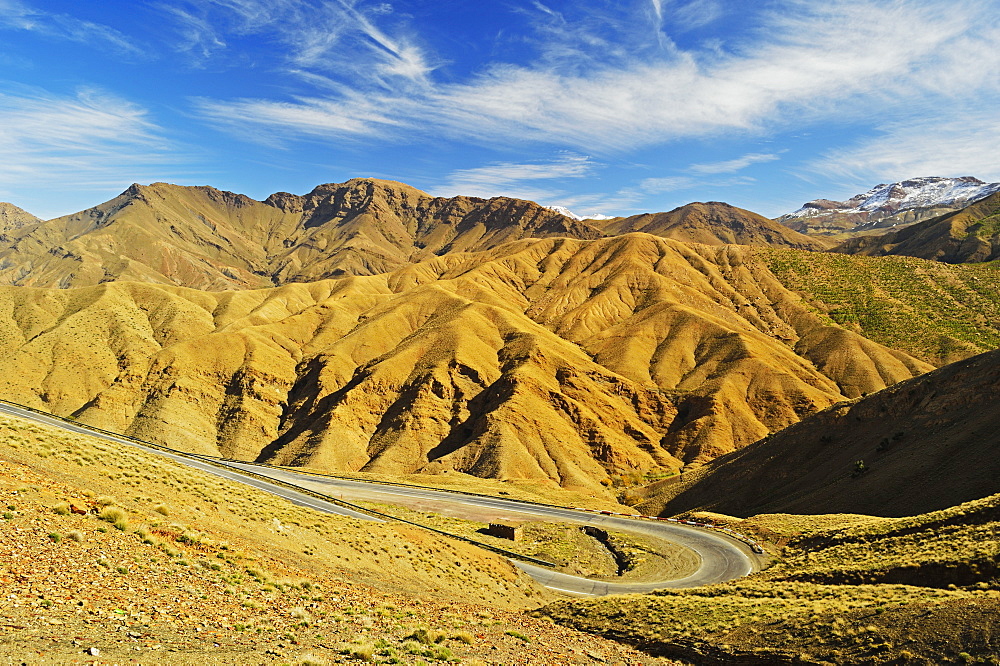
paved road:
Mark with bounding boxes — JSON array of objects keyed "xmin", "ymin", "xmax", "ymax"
[
  {"xmin": 0, "ymin": 402, "xmax": 377, "ymax": 522},
  {"xmin": 0, "ymin": 401, "xmax": 757, "ymax": 596},
  {"xmin": 217, "ymin": 461, "xmax": 756, "ymax": 594}
]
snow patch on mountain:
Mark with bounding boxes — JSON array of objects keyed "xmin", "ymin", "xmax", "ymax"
[
  {"xmin": 785, "ymin": 177, "xmax": 1000, "ymax": 223},
  {"xmin": 547, "ymin": 205, "xmax": 615, "ymax": 221}
]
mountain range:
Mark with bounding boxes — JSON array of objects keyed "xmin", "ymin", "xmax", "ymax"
[
  {"xmin": 2, "ymin": 175, "xmax": 998, "ymax": 665},
  {"xmin": 780, "ymin": 176, "xmax": 1000, "ymax": 238},
  {"xmin": 0, "ymin": 234, "xmax": 937, "ymax": 495},
  {"xmin": 597, "ymin": 201, "xmax": 829, "ymax": 251},
  {"xmin": 0, "ymin": 180, "xmax": 824, "ymax": 293},
  {"xmin": 834, "ymin": 191, "xmax": 1000, "ymax": 264}
]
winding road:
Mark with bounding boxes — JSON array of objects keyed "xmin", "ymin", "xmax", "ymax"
[{"xmin": 0, "ymin": 400, "xmax": 759, "ymax": 596}]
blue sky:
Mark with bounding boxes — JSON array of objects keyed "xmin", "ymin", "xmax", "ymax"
[{"xmin": 1, "ymin": 0, "xmax": 998, "ymax": 220}]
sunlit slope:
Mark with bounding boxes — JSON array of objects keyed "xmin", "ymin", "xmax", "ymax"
[
  {"xmin": 758, "ymin": 247, "xmax": 1000, "ymax": 365},
  {"xmin": 541, "ymin": 494, "xmax": 1000, "ymax": 664},
  {"xmin": 597, "ymin": 201, "xmax": 830, "ymax": 251},
  {"xmin": 0, "ymin": 235, "xmax": 934, "ymax": 493},
  {"xmin": 0, "ymin": 179, "xmax": 602, "ymax": 290},
  {"xmin": 0, "ymin": 202, "xmax": 40, "ymax": 235},
  {"xmin": 639, "ymin": 348, "xmax": 1000, "ymax": 518}
]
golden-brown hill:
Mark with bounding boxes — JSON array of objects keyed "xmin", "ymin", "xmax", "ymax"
[
  {"xmin": 0, "ymin": 234, "xmax": 933, "ymax": 495},
  {"xmin": 598, "ymin": 201, "xmax": 830, "ymax": 251},
  {"xmin": 0, "ymin": 179, "xmax": 602, "ymax": 290},
  {"xmin": 634, "ymin": 347, "xmax": 1000, "ymax": 518},
  {"xmin": 835, "ymin": 191, "xmax": 1000, "ymax": 263}
]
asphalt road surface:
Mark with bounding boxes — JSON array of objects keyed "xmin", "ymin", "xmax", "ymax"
[
  {"xmin": 0, "ymin": 401, "xmax": 758, "ymax": 596},
  {"xmin": 0, "ymin": 402, "xmax": 376, "ymax": 522}
]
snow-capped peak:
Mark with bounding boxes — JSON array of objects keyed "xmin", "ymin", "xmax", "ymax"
[
  {"xmin": 547, "ymin": 205, "xmax": 615, "ymax": 221},
  {"xmin": 785, "ymin": 176, "xmax": 1000, "ymax": 220}
]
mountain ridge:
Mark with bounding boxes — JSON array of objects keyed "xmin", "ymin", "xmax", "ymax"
[
  {"xmin": 0, "ymin": 179, "xmax": 604, "ymax": 291},
  {"xmin": 0, "ymin": 234, "xmax": 934, "ymax": 494},
  {"xmin": 0, "ymin": 202, "xmax": 41, "ymax": 235},
  {"xmin": 597, "ymin": 201, "xmax": 829, "ymax": 251},
  {"xmin": 0, "ymin": 180, "xmax": 830, "ymax": 292}
]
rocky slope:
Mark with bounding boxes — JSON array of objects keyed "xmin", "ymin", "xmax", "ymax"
[
  {"xmin": 636, "ymin": 347, "xmax": 1000, "ymax": 518},
  {"xmin": 834, "ymin": 191, "xmax": 1000, "ymax": 263},
  {"xmin": 598, "ymin": 201, "xmax": 829, "ymax": 251},
  {"xmin": 0, "ymin": 235, "xmax": 932, "ymax": 494},
  {"xmin": 781, "ymin": 176, "xmax": 1000, "ymax": 238},
  {"xmin": 0, "ymin": 179, "xmax": 603, "ymax": 290},
  {"xmin": 0, "ymin": 202, "xmax": 41, "ymax": 235}
]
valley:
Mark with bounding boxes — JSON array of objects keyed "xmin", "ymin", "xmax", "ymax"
[{"xmin": 0, "ymin": 176, "xmax": 998, "ymax": 664}]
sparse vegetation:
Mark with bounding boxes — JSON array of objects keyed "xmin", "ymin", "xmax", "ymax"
[
  {"xmin": 542, "ymin": 494, "xmax": 1000, "ymax": 663},
  {"xmin": 0, "ymin": 410, "xmax": 661, "ymax": 664},
  {"xmin": 760, "ymin": 247, "xmax": 1000, "ymax": 364}
]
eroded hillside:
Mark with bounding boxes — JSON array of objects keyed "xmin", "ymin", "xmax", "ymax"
[
  {"xmin": 541, "ymin": 494, "xmax": 1000, "ymax": 664},
  {"xmin": 633, "ymin": 347, "xmax": 1000, "ymax": 518},
  {"xmin": 0, "ymin": 411, "xmax": 662, "ymax": 665},
  {"xmin": 0, "ymin": 235, "xmax": 937, "ymax": 494}
]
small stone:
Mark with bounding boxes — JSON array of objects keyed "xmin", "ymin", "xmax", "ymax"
[{"xmin": 85, "ymin": 647, "xmax": 100, "ymax": 656}]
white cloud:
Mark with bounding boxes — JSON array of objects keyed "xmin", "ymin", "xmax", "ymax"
[
  {"xmin": 0, "ymin": 0, "xmax": 143, "ymax": 56},
  {"xmin": 812, "ymin": 108, "xmax": 1000, "ymax": 185},
  {"xmin": 0, "ymin": 87, "xmax": 184, "ymax": 217},
  {"xmin": 650, "ymin": 0, "xmax": 664, "ymax": 22},
  {"xmin": 638, "ymin": 176, "xmax": 696, "ymax": 193},
  {"xmin": 191, "ymin": 0, "xmax": 999, "ymax": 160},
  {"xmin": 435, "ymin": 155, "xmax": 594, "ymax": 201},
  {"xmin": 158, "ymin": 5, "xmax": 227, "ymax": 59},
  {"xmin": 689, "ymin": 152, "xmax": 779, "ymax": 175}
]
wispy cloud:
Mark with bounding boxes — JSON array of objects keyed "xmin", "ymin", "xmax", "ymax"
[
  {"xmin": 164, "ymin": 0, "xmax": 433, "ymax": 82},
  {"xmin": 689, "ymin": 152, "xmax": 779, "ymax": 175},
  {"xmin": 546, "ymin": 171, "xmax": 758, "ymax": 218},
  {"xmin": 158, "ymin": 4, "xmax": 227, "ymax": 60},
  {"xmin": 670, "ymin": 0, "xmax": 724, "ymax": 31},
  {"xmin": 0, "ymin": 87, "xmax": 183, "ymax": 217},
  {"xmin": 191, "ymin": 0, "xmax": 999, "ymax": 160},
  {"xmin": 638, "ymin": 176, "xmax": 696, "ymax": 193},
  {"xmin": 0, "ymin": 0, "xmax": 143, "ymax": 56},
  {"xmin": 435, "ymin": 155, "xmax": 594, "ymax": 202}
]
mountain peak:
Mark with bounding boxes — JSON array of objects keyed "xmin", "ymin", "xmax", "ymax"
[
  {"xmin": 0, "ymin": 202, "xmax": 41, "ymax": 233},
  {"xmin": 546, "ymin": 205, "xmax": 615, "ymax": 221}
]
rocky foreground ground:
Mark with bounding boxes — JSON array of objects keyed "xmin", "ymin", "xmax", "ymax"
[{"xmin": 0, "ymin": 436, "xmax": 677, "ymax": 665}]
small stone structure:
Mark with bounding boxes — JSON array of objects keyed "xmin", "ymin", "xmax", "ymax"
[
  {"xmin": 485, "ymin": 522, "xmax": 522, "ymax": 541},
  {"xmin": 582, "ymin": 526, "xmax": 608, "ymax": 540}
]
